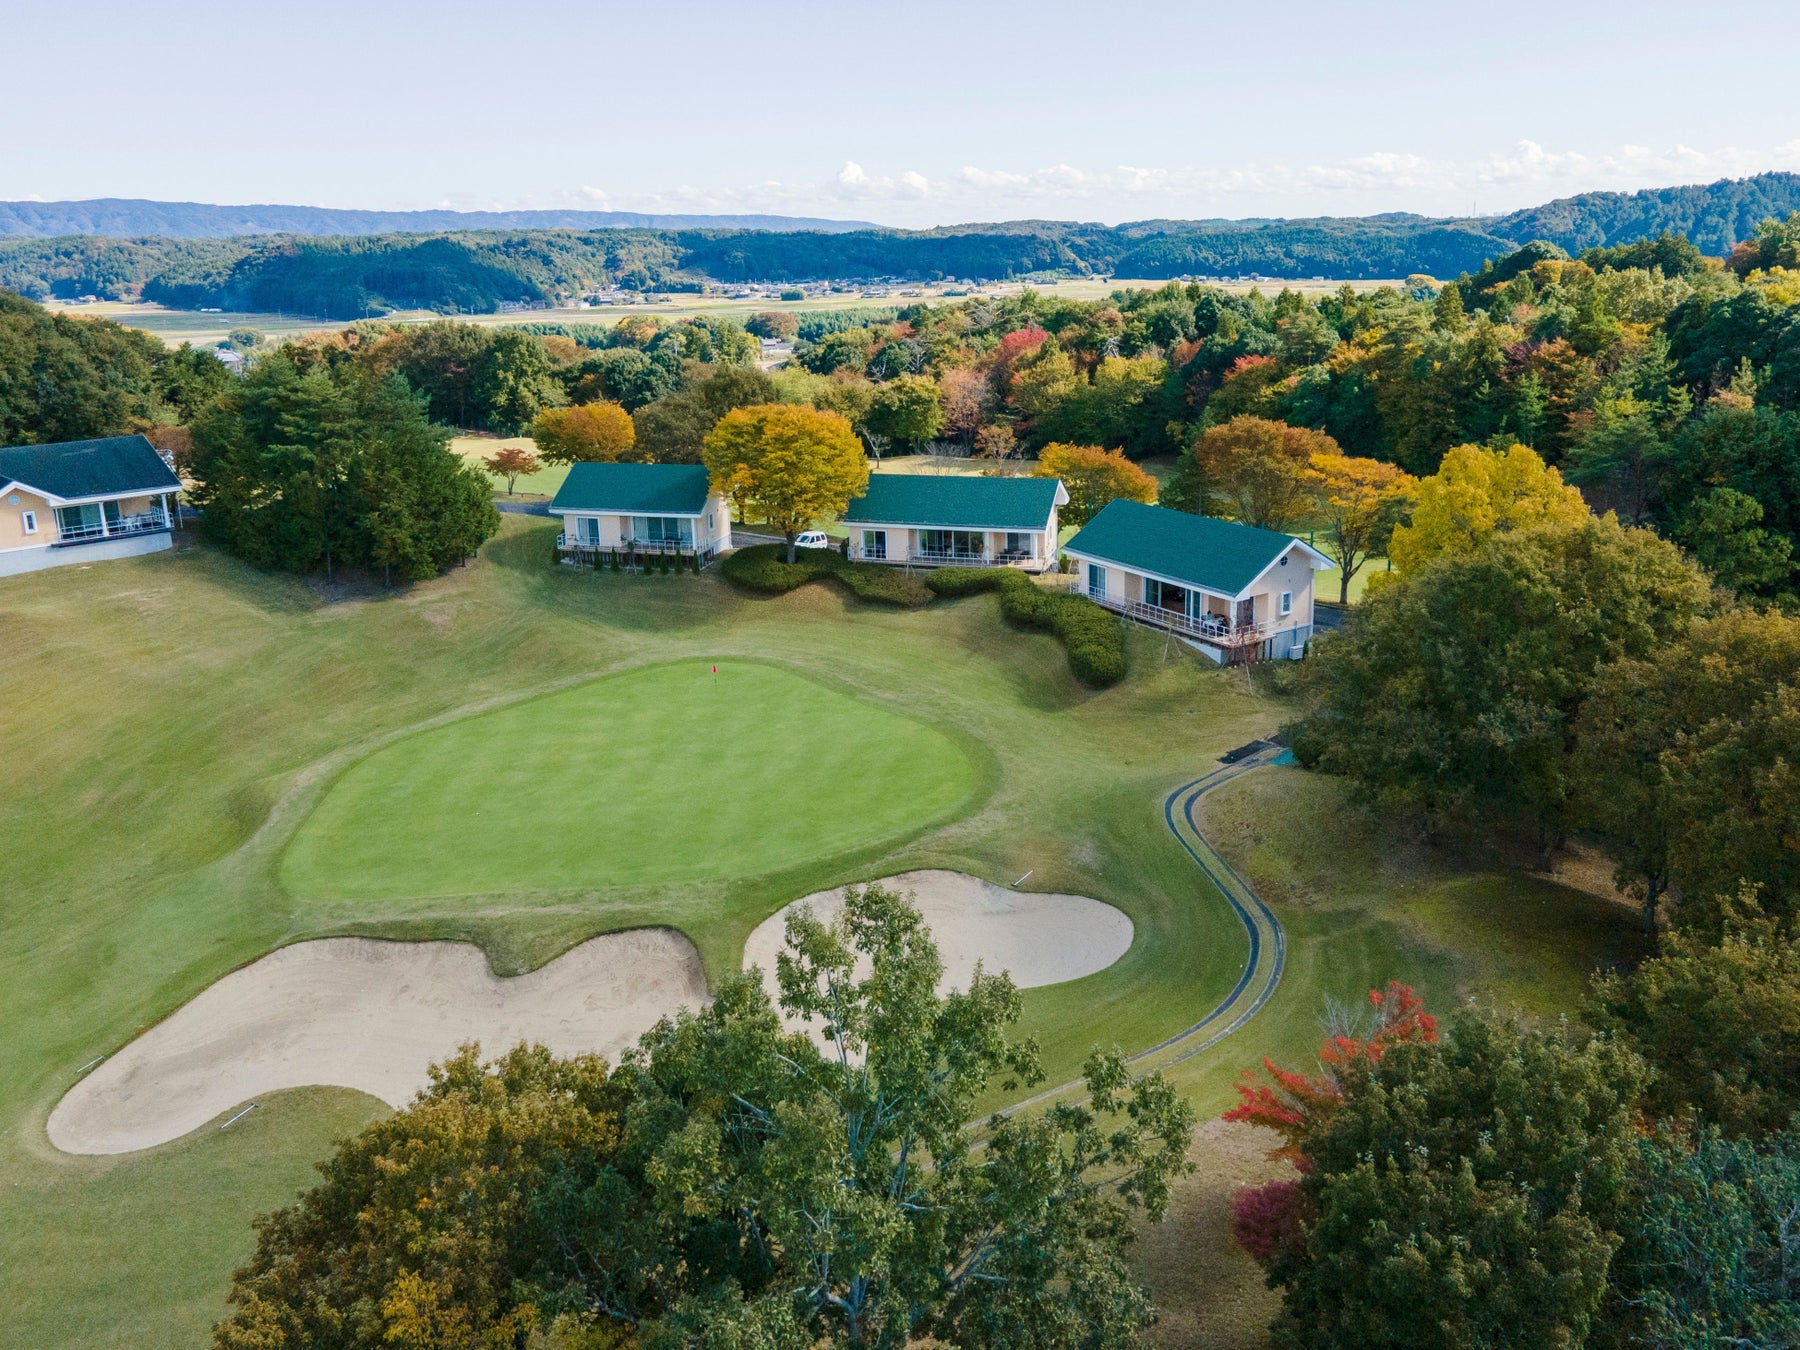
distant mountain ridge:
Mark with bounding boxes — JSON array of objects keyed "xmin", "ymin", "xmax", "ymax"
[
  {"xmin": 0, "ymin": 199, "xmax": 879, "ymax": 238},
  {"xmin": 5, "ymin": 174, "xmax": 1798, "ymax": 320}
]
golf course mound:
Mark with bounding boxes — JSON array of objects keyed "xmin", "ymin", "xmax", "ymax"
[
  {"xmin": 742, "ymin": 869, "xmax": 1134, "ymax": 1004},
  {"xmin": 46, "ymin": 930, "xmax": 707, "ymax": 1156},
  {"xmin": 280, "ymin": 661, "xmax": 977, "ymax": 901}
]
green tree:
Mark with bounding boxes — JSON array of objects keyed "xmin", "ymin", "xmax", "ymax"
[
  {"xmin": 1675, "ymin": 486, "xmax": 1795, "ymax": 595},
  {"xmin": 703, "ymin": 403, "xmax": 868, "ymax": 561},
  {"xmin": 1609, "ymin": 1122, "xmax": 1800, "ymax": 1347},
  {"xmin": 1594, "ymin": 886, "xmax": 1800, "ymax": 1139},
  {"xmin": 864, "ymin": 373, "xmax": 943, "ymax": 449},
  {"xmin": 215, "ymin": 886, "xmax": 1194, "ymax": 1348},
  {"xmin": 471, "ymin": 329, "xmax": 563, "ymax": 433},
  {"xmin": 187, "ymin": 351, "xmax": 497, "ymax": 581},
  {"xmin": 1237, "ymin": 1000, "xmax": 1641, "ymax": 1350},
  {"xmin": 1297, "ymin": 516, "xmax": 1710, "ymax": 852},
  {"xmin": 1574, "ymin": 610, "xmax": 1800, "ymax": 933}
]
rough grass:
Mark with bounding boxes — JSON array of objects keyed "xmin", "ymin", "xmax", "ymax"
[{"xmin": 1138, "ymin": 766, "xmax": 1653, "ymax": 1348}]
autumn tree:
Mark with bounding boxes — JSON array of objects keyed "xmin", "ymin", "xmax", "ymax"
[
  {"xmin": 1387, "ymin": 442, "xmax": 1589, "ymax": 574},
  {"xmin": 1190, "ymin": 416, "xmax": 1339, "ymax": 530},
  {"xmin": 1306, "ymin": 453, "xmax": 1415, "ymax": 602},
  {"xmin": 530, "ymin": 400, "xmax": 637, "ymax": 464},
  {"xmin": 938, "ymin": 365, "xmax": 992, "ymax": 444},
  {"xmin": 703, "ymin": 403, "xmax": 868, "ymax": 561},
  {"xmin": 481, "ymin": 444, "xmax": 541, "ymax": 494},
  {"xmin": 1228, "ymin": 989, "xmax": 1641, "ymax": 1350},
  {"xmin": 1033, "ymin": 443, "xmax": 1157, "ymax": 526},
  {"xmin": 744, "ymin": 309, "xmax": 799, "ymax": 340}
]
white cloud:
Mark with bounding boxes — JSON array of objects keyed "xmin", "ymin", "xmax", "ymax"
[{"xmin": 489, "ymin": 139, "xmax": 1800, "ymax": 228}]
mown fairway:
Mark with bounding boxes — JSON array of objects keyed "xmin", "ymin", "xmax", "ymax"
[
  {"xmin": 282, "ymin": 661, "xmax": 975, "ymax": 899},
  {"xmin": 0, "ymin": 515, "xmax": 1637, "ymax": 1347}
]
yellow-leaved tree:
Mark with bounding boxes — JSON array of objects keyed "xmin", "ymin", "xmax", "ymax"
[
  {"xmin": 1307, "ymin": 453, "xmax": 1415, "ymax": 603},
  {"xmin": 703, "ymin": 403, "xmax": 868, "ymax": 561},
  {"xmin": 1033, "ymin": 443, "xmax": 1157, "ymax": 525},
  {"xmin": 1387, "ymin": 443, "xmax": 1589, "ymax": 575},
  {"xmin": 531, "ymin": 401, "xmax": 638, "ymax": 464}
]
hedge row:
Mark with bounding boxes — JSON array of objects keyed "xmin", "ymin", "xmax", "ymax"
[
  {"xmin": 719, "ymin": 544, "xmax": 930, "ymax": 606},
  {"xmin": 925, "ymin": 567, "xmax": 1126, "ymax": 688}
]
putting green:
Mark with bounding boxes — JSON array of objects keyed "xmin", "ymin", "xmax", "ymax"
[{"xmin": 280, "ymin": 661, "xmax": 976, "ymax": 899}]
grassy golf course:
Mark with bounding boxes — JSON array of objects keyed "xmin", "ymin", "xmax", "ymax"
[{"xmin": 0, "ymin": 514, "xmax": 1641, "ymax": 1347}]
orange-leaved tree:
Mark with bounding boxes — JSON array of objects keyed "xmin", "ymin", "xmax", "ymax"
[
  {"xmin": 703, "ymin": 403, "xmax": 868, "ymax": 562},
  {"xmin": 531, "ymin": 401, "xmax": 637, "ymax": 465},
  {"xmin": 482, "ymin": 445, "xmax": 542, "ymax": 495},
  {"xmin": 1191, "ymin": 415, "xmax": 1339, "ymax": 531},
  {"xmin": 1033, "ymin": 443, "xmax": 1156, "ymax": 526}
]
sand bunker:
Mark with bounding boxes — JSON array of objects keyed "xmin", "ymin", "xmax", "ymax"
[
  {"xmin": 47, "ymin": 929, "xmax": 707, "ymax": 1156},
  {"xmin": 50, "ymin": 873, "xmax": 1130, "ymax": 1156},
  {"xmin": 743, "ymin": 870, "xmax": 1133, "ymax": 1005}
]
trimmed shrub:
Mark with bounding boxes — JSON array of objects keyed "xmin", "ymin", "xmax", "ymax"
[
  {"xmin": 610, "ymin": 550, "xmax": 620, "ymax": 573},
  {"xmin": 720, "ymin": 544, "xmax": 928, "ymax": 606}
]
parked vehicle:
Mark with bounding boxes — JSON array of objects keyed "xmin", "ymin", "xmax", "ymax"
[{"xmin": 794, "ymin": 531, "xmax": 831, "ymax": 550}]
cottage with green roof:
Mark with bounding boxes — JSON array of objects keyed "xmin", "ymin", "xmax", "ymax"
[
  {"xmin": 1063, "ymin": 500, "xmax": 1333, "ymax": 663},
  {"xmin": 549, "ymin": 462, "xmax": 732, "ymax": 566},
  {"xmin": 842, "ymin": 473, "xmax": 1068, "ymax": 573},
  {"xmin": 0, "ymin": 434, "xmax": 181, "ymax": 577}
]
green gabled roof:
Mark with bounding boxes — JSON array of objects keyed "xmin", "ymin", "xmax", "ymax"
[
  {"xmin": 1065, "ymin": 500, "xmax": 1316, "ymax": 597},
  {"xmin": 843, "ymin": 473, "xmax": 1063, "ymax": 530},
  {"xmin": 0, "ymin": 434, "xmax": 179, "ymax": 501},
  {"xmin": 550, "ymin": 462, "xmax": 713, "ymax": 515}
]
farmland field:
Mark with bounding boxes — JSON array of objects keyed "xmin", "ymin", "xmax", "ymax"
[
  {"xmin": 0, "ymin": 515, "xmax": 1630, "ymax": 1346},
  {"xmin": 43, "ymin": 277, "xmax": 1402, "ymax": 349}
]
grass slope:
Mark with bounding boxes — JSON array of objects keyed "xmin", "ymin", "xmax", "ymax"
[
  {"xmin": 282, "ymin": 661, "xmax": 974, "ymax": 899},
  {"xmin": 0, "ymin": 516, "xmax": 1267, "ymax": 1345},
  {"xmin": 0, "ymin": 518, "xmax": 1646, "ymax": 1347}
]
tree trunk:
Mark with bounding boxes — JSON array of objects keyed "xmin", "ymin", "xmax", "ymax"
[
  {"xmin": 786, "ymin": 532, "xmax": 798, "ymax": 564},
  {"xmin": 1642, "ymin": 878, "xmax": 1664, "ymax": 937},
  {"xmin": 1340, "ymin": 571, "xmax": 1351, "ymax": 604}
]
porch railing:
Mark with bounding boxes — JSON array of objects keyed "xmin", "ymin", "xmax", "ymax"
[
  {"xmin": 556, "ymin": 533, "xmax": 719, "ymax": 568},
  {"xmin": 1071, "ymin": 581, "xmax": 1277, "ymax": 646},
  {"xmin": 53, "ymin": 512, "xmax": 172, "ymax": 546},
  {"xmin": 849, "ymin": 544, "xmax": 1044, "ymax": 569}
]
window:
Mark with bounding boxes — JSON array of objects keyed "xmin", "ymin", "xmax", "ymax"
[
  {"xmin": 920, "ymin": 529, "xmax": 982, "ymax": 557},
  {"xmin": 1004, "ymin": 531, "xmax": 1033, "ymax": 557},
  {"xmin": 862, "ymin": 529, "xmax": 887, "ymax": 560},
  {"xmin": 576, "ymin": 516, "xmax": 600, "ymax": 545},
  {"xmin": 632, "ymin": 515, "xmax": 692, "ymax": 545},
  {"xmin": 1279, "ymin": 591, "xmax": 1293, "ymax": 617},
  {"xmin": 1087, "ymin": 563, "xmax": 1105, "ymax": 599},
  {"xmin": 20, "ymin": 510, "xmax": 36, "ymax": 535},
  {"xmin": 55, "ymin": 503, "xmax": 102, "ymax": 539}
]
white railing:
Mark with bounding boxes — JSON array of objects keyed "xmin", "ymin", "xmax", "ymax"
[
  {"xmin": 556, "ymin": 534, "xmax": 717, "ymax": 568},
  {"xmin": 54, "ymin": 512, "xmax": 171, "ymax": 546},
  {"xmin": 849, "ymin": 544, "xmax": 1044, "ymax": 569},
  {"xmin": 1071, "ymin": 581, "xmax": 1276, "ymax": 646}
]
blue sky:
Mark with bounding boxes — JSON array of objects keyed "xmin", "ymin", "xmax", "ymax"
[{"xmin": 10, "ymin": 0, "xmax": 1800, "ymax": 226}]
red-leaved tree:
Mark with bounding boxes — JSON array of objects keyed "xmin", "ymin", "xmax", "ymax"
[{"xmin": 1224, "ymin": 983, "xmax": 1437, "ymax": 1265}]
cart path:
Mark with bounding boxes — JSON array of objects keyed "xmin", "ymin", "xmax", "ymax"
[{"xmin": 996, "ymin": 749, "xmax": 1286, "ymax": 1117}]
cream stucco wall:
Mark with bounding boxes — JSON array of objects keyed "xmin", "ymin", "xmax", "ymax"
[{"xmin": 0, "ymin": 487, "xmax": 51, "ymax": 551}]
